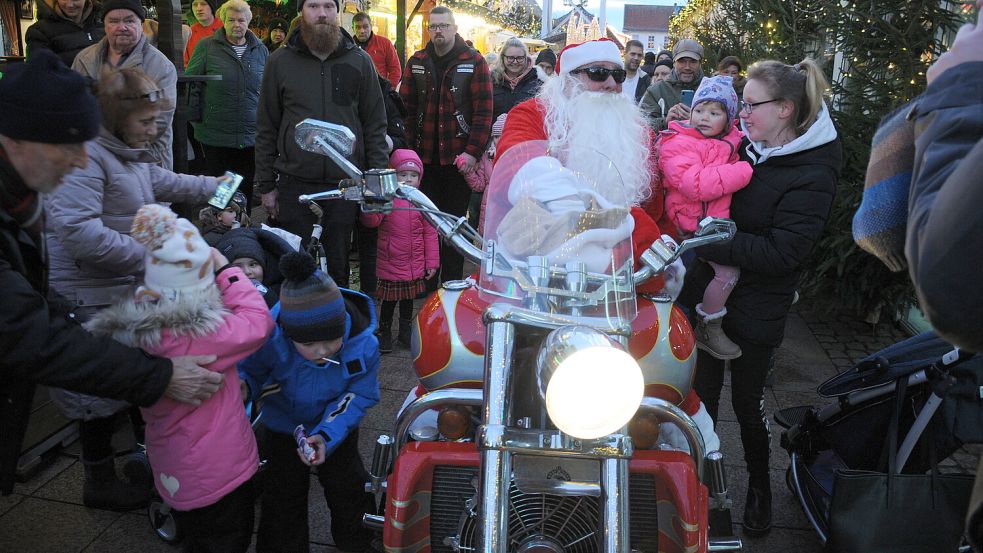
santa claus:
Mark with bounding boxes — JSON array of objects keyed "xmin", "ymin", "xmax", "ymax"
[{"xmin": 496, "ymin": 38, "xmax": 719, "ymax": 454}]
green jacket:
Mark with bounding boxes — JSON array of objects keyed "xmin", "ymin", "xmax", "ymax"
[
  {"xmin": 186, "ymin": 29, "xmax": 269, "ymax": 149},
  {"xmin": 639, "ymin": 69, "xmax": 704, "ymax": 131},
  {"xmin": 254, "ymin": 28, "xmax": 388, "ymax": 192}
]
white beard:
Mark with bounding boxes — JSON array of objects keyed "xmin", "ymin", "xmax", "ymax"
[{"xmin": 541, "ymin": 78, "xmax": 653, "ymax": 206}]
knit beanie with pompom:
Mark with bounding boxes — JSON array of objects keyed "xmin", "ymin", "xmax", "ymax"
[
  {"xmin": 278, "ymin": 252, "xmax": 346, "ymax": 342},
  {"xmin": 131, "ymin": 204, "xmax": 214, "ymax": 299}
]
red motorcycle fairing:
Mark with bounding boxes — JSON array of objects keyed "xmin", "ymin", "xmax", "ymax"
[
  {"xmin": 412, "ymin": 286, "xmax": 698, "ymax": 404},
  {"xmin": 383, "ymin": 442, "xmax": 709, "ymax": 553}
]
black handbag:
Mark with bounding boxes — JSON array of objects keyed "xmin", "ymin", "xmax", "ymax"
[{"xmin": 826, "ymin": 377, "xmax": 974, "ymax": 553}]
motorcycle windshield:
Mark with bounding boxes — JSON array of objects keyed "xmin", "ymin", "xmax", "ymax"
[{"xmin": 479, "ymin": 140, "xmax": 637, "ymax": 327}]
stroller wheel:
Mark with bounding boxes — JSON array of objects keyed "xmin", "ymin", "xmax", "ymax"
[
  {"xmin": 148, "ymin": 500, "xmax": 182, "ymax": 544},
  {"xmin": 121, "ymin": 450, "xmax": 153, "ymax": 492}
]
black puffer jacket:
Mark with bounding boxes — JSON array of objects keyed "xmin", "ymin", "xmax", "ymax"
[
  {"xmin": 0, "ymin": 150, "xmax": 171, "ymax": 494},
  {"xmin": 492, "ymin": 68, "xmax": 542, "ymax": 119},
  {"xmin": 25, "ymin": 0, "xmax": 104, "ymax": 66},
  {"xmin": 679, "ymin": 106, "xmax": 841, "ymax": 347}
]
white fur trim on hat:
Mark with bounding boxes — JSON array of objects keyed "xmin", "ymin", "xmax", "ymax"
[{"xmin": 557, "ymin": 39, "xmax": 623, "ymax": 76}]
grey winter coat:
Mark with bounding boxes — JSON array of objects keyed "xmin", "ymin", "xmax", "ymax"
[
  {"xmin": 186, "ymin": 29, "xmax": 268, "ymax": 149},
  {"xmin": 44, "ymin": 128, "xmax": 216, "ymax": 419},
  {"xmin": 639, "ymin": 68, "xmax": 705, "ymax": 131},
  {"xmin": 73, "ymin": 34, "xmax": 178, "ymax": 170}
]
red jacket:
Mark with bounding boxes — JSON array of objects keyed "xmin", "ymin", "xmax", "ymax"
[
  {"xmin": 657, "ymin": 121, "xmax": 752, "ymax": 234},
  {"xmin": 357, "ymin": 32, "xmax": 401, "ymax": 88},
  {"xmin": 361, "ymin": 198, "xmax": 440, "ymax": 281},
  {"xmin": 184, "ymin": 18, "xmax": 223, "ymax": 67},
  {"xmin": 400, "ymin": 35, "xmax": 493, "ymax": 165}
]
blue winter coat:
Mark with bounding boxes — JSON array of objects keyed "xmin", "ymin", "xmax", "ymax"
[{"xmin": 238, "ymin": 289, "xmax": 380, "ymax": 456}]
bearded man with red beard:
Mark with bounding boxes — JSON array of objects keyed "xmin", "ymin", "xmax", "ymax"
[
  {"xmin": 255, "ymin": 0, "xmax": 388, "ymax": 293},
  {"xmin": 496, "ymin": 37, "xmax": 722, "ymax": 466}
]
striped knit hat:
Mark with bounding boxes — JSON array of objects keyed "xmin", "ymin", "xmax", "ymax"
[{"xmin": 278, "ymin": 252, "xmax": 346, "ymax": 342}]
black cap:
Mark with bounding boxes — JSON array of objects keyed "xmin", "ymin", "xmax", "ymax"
[
  {"xmin": 0, "ymin": 50, "xmax": 100, "ymax": 143},
  {"xmin": 101, "ymin": 0, "xmax": 146, "ymax": 21}
]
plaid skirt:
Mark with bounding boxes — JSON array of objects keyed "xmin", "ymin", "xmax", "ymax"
[{"xmin": 376, "ymin": 278, "xmax": 426, "ymax": 302}]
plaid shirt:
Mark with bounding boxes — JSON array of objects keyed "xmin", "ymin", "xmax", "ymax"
[{"xmin": 400, "ymin": 36, "xmax": 493, "ymax": 165}]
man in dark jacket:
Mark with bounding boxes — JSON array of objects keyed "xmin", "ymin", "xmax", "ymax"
[
  {"xmin": 0, "ymin": 50, "xmax": 222, "ymax": 496},
  {"xmin": 639, "ymin": 38, "xmax": 705, "ymax": 131},
  {"xmin": 399, "ymin": 6, "xmax": 492, "ymax": 283},
  {"xmin": 25, "ymin": 0, "xmax": 105, "ymax": 65},
  {"xmin": 186, "ymin": 0, "xmax": 268, "ymax": 213},
  {"xmin": 255, "ymin": 0, "xmax": 388, "ymax": 289},
  {"xmin": 622, "ymin": 39, "xmax": 651, "ymax": 104}
]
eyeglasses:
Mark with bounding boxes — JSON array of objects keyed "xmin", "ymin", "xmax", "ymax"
[
  {"xmin": 122, "ymin": 89, "xmax": 164, "ymax": 102},
  {"xmin": 740, "ymin": 98, "xmax": 780, "ymax": 114},
  {"xmin": 570, "ymin": 66, "xmax": 627, "ymax": 84},
  {"xmin": 427, "ymin": 23, "xmax": 451, "ymax": 31},
  {"xmin": 504, "ymin": 55, "xmax": 526, "ymax": 64}
]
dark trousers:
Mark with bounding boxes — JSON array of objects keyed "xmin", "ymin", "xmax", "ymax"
[
  {"xmin": 201, "ymin": 144, "xmax": 256, "ymax": 213},
  {"xmin": 355, "ymin": 220, "xmax": 377, "ymax": 296},
  {"xmin": 420, "ymin": 164, "xmax": 472, "ymax": 283},
  {"xmin": 255, "ymin": 426, "xmax": 374, "ymax": 553},
  {"xmin": 380, "ymin": 299, "xmax": 413, "ymax": 327},
  {"xmin": 172, "ymin": 478, "xmax": 256, "ymax": 553},
  {"xmin": 693, "ymin": 337, "xmax": 774, "ymax": 477},
  {"xmin": 275, "ymin": 177, "xmax": 358, "ymax": 288}
]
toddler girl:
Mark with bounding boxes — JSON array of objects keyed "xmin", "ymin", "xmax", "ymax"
[
  {"xmin": 198, "ymin": 190, "xmax": 251, "ymax": 246},
  {"xmin": 657, "ymin": 75, "xmax": 753, "ymax": 360},
  {"xmin": 85, "ymin": 204, "xmax": 274, "ymax": 552},
  {"xmin": 362, "ymin": 149, "xmax": 439, "ymax": 353}
]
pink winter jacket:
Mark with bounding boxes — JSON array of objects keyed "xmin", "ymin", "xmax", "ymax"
[
  {"xmin": 361, "ymin": 198, "xmax": 440, "ymax": 281},
  {"xmin": 89, "ymin": 268, "xmax": 275, "ymax": 511},
  {"xmin": 657, "ymin": 120, "xmax": 753, "ymax": 234}
]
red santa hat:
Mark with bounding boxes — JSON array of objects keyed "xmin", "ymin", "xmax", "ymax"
[{"xmin": 556, "ymin": 38, "xmax": 623, "ymax": 76}]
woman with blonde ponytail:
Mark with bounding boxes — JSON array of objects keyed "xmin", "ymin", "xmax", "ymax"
[{"xmin": 677, "ymin": 56, "xmax": 841, "ymax": 537}]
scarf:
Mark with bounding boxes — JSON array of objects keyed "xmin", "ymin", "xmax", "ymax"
[
  {"xmin": 505, "ymin": 66, "xmax": 532, "ymax": 90},
  {"xmin": 0, "ymin": 145, "xmax": 44, "ymax": 241}
]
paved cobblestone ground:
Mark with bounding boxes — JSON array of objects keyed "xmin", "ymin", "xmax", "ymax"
[{"xmin": 0, "ymin": 295, "xmax": 976, "ymax": 552}]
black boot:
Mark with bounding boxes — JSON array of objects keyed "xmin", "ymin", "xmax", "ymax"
[
  {"xmin": 397, "ymin": 318, "xmax": 412, "ymax": 348},
  {"xmin": 378, "ymin": 319, "xmax": 393, "ymax": 353},
  {"xmin": 742, "ymin": 473, "xmax": 772, "ymax": 537},
  {"xmin": 83, "ymin": 455, "xmax": 152, "ymax": 511}
]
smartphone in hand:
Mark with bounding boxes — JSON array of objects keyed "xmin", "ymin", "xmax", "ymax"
[
  {"xmin": 208, "ymin": 171, "xmax": 244, "ymax": 210},
  {"xmin": 681, "ymin": 89, "xmax": 696, "ymax": 107}
]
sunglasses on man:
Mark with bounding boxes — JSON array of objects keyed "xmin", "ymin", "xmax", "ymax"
[{"xmin": 570, "ymin": 66, "xmax": 627, "ymax": 84}]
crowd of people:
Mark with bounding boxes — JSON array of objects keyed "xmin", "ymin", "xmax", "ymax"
[{"xmin": 2, "ymin": 0, "xmax": 980, "ymax": 550}]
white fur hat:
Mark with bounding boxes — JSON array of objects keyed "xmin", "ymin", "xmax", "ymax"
[
  {"xmin": 556, "ymin": 38, "xmax": 623, "ymax": 76},
  {"xmin": 131, "ymin": 204, "xmax": 214, "ymax": 298}
]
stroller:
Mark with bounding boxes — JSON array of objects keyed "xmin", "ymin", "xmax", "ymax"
[{"xmin": 775, "ymin": 331, "xmax": 980, "ymax": 551}]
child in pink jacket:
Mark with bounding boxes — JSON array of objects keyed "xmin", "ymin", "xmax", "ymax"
[
  {"xmin": 657, "ymin": 75, "xmax": 753, "ymax": 361},
  {"xmin": 85, "ymin": 204, "xmax": 274, "ymax": 553},
  {"xmin": 362, "ymin": 149, "xmax": 440, "ymax": 353}
]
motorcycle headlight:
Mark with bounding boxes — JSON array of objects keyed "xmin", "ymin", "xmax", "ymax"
[{"xmin": 536, "ymin": 326, "xmax": 644, "ymax": 440}]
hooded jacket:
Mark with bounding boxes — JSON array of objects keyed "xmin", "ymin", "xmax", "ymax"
[
  {"xmin": 238, "ymin": 290, "xmax": 380, "ymax": 457},
  {"xmin": 85, "ymin": 267, "xmax": 274, "ymax": 510},
  {"xmin": 0, "ymin": 147, "xmax": 172, "ymax": 494},
  {"xmin": 657, "ymin": 120, "xmax": 752, "ymax": 234},
  {"xmin": 73, "ymin": 34, "xmax": 178, "ymax": 170},
  {"xmin": 186, "ymin": 28, "xmax": 269, "ymax": 149},
  {"xmin": 679, "ymin": 104, "xmax": 841, "ymax": 346},
  {"xmin": 254, "ymin": 27, "xmax": 388, "ymax": 192},
  {"xmin": 25, "ymin": 0, "xmax": 105, "ymax": 66},
  {"xmin": 639, "ymin": 68, "xmax": 706, "ymax": 131},
  {"xmin": 360, "ymin": 198, "xmax": 440, "ymax": 282},
  {"xmin": 45, "ymin": 128, "xmax": 217, "ymax": 310}
]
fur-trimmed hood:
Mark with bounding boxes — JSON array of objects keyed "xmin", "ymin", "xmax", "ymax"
[{"xmin": 84, "ymin": 286, "xmax": 229, "ymax": 350}]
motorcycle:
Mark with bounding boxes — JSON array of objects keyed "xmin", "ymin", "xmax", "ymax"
[{"xmin": 294, "ymin": 119, "xmax": 744, "ymax": 553}]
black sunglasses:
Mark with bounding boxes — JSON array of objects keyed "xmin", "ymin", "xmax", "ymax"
[{"xmin": 571, "ymin": 66, "xmax": 627, "ymax": 84}]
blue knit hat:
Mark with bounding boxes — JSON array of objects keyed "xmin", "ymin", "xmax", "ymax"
[
  {"xmin": 692, "ymin": 75, "xmax": 739, "ymax": 124},
  {"xmin": 0, "ymin": 49, "xmax": 100, "ymax": 144},
  {"xmin": 278, "ymin": 252, "xmax": 346, "ymax": 342}
]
